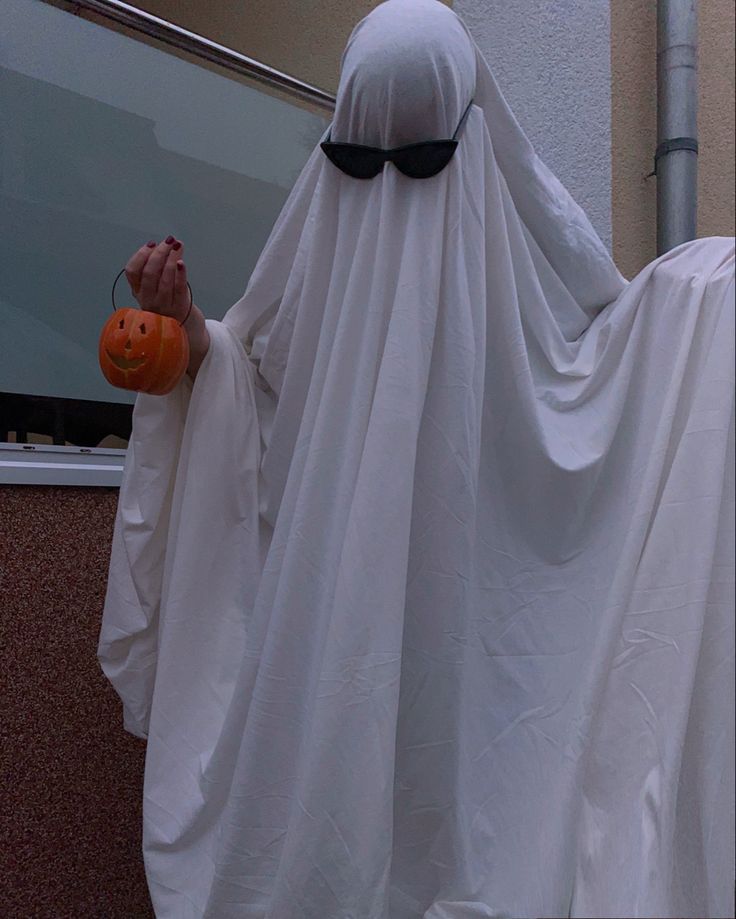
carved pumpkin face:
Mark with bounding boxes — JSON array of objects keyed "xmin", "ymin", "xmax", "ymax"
[{"xmin": 98, "ymin": 307, "xmax": 190, "ymax": 395}]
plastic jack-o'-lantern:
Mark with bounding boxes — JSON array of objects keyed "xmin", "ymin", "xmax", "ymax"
[{"xmin": 98, "ymin": 268, "xmax": 192, "ymax": 395}]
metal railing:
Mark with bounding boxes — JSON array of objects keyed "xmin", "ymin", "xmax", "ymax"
[{"xmin": 49, "ymin": 0, "xmax": 336, "ymax": 109}]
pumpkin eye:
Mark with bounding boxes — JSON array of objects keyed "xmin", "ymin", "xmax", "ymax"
[
  {"xmin": 119, "ymin": 318, "xmax": 125, "ymax": 329},
  {"xmin": 140, "ymin": 323, "xmax": 146, "ymax": 334}
]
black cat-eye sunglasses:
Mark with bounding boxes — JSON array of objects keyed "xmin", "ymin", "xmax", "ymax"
[{"xmin": 320, "ymin": 98, "xmax": 474, "ymax": 179}]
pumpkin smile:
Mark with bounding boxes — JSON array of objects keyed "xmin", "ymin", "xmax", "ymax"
[{"xmin": 106, "ymin": 349, "xmax": 146, "ymax": 370}]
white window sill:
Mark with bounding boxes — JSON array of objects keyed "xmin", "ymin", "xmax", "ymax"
[{"xmin": 0, "ymin": 443, "xmax": 125, "ymax": 487}]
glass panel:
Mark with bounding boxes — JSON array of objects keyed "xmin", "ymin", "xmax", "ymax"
[{"xmin": 0, "ymin": 0, "xmax": 331, "ymax": 448}]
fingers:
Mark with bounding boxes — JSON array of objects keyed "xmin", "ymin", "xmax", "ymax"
[
  {"xmin": 157, "ymin": 247, "xmax": 179, "ymax": 315},
  {"xmin": 127, "ymin": 236, "xmax": 188, "ymax": 316},
  {"xmin": 124, "ymin": 240, "xmax": 157, "ymax": 296},
  {"xmin": 138, "ymin": 236, "xmax": 178, "ymax": 311},
  {"xmin": 173, "ymin": 255, "xmax": 189, "ymax": 319}
]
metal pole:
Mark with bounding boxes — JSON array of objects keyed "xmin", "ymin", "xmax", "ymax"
[{"xmin": 655, "ymin": 0, "xmax": 698, "ymax": 254}]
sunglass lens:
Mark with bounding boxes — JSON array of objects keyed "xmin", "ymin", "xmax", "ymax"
[
  {"xmin": 392, "ymin": 141, "xmax": 458, "ymax": 178},
  {"xmin": 321, "ymin": 143, "xmax": 385, "ymax": 179}
]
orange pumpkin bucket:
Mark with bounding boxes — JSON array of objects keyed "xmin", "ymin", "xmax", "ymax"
[{"xmin": 99, "ymin": 268, "xmax": 193, "ymax": 395}]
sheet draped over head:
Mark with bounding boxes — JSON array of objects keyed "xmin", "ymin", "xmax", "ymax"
[{"xmin": 98, "ymin": 1, "xmax": 735, "ymax": 916}]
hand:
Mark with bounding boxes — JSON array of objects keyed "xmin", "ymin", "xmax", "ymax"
[
  {"xmin": 124, "ymin": 236, "xmax": 191, "ymax": 324},
  {"xmin": 125, "ymin": 236, "xmax": 210, "ymax": 381}
]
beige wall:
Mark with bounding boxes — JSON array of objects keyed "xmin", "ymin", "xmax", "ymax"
[
  {"xmin": 698, "ymin": 0, "xmax": 736, "ymax": 246},
  {"xmin": 132, "ymin": 0, "xmax": 451, "ymax": 95},
  {"xmin": 612, "ymin": 0, "xmax": 735, "ymax": 280}
]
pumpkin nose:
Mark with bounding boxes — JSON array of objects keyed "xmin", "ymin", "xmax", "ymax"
[{"xmin": 125, "ymin": 338, "xmax": 132, "ymax": 351}]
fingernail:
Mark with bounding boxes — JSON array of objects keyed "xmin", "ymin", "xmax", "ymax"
[
  {"xmin": 172, "ymin": 241, "xmax": 182, "ymax": 251},
  {"xmin": 165, "ymin": 235, "xmax": 174, "ymax": 244},
  {"xmin": 176, "ymin": 261, "xmax": 184, "ymax": 270},
  {"xmin": 146, "ymin": 240, "xmax": 156, "ymax": 247}
]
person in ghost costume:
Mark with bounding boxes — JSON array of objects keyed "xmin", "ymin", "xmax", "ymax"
[{"xmin": 98, "ymin": 1, "xmax": 735, "ymax": 916}]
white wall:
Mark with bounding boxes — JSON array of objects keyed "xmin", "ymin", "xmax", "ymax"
[{"xmin": 453, "ymin": 0, "xmax": 613, "ymax": 251}]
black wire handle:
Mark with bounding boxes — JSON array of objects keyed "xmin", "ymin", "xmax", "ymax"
[{"xmin": 111, "ymin": 267, "xmax": 193, "ymax": 327}]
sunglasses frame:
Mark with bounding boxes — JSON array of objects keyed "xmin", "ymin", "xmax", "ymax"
[{"xmin": 321, "ymin": 97, "xmax": 474, "ymax": 179}]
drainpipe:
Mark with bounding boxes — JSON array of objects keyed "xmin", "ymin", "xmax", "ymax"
[{"xmin": 655, "ymin": 0, "xmax": 699, "ymax": 255}]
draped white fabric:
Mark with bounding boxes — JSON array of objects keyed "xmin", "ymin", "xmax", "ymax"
[{"xmin": 98, "ymin": 2, "xmax": 735, "ymax": 916}]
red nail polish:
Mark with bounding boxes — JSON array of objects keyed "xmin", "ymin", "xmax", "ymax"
[
  {"xmin": 173, "ymin": 241, "xmax": 182, "ymax": 250},
  {"xmin": 146, "ymin": 240, "xmax": 156, "ymax": 247},
  {"xmin": 176, "ymin": 261, "xmax": 184, "ymax": 270},
  {"xmin": 165, "ymin": 235, "xmax": 174, "ymax": 244}
]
